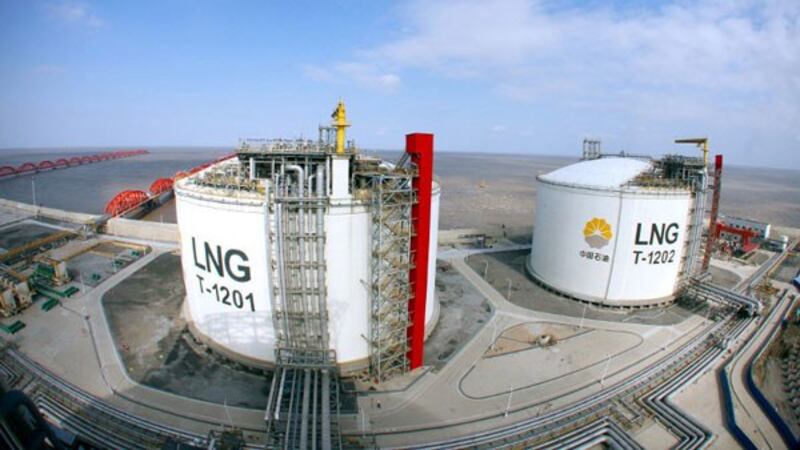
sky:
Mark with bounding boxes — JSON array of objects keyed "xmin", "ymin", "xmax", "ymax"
[{"xmin": 0, "ymin": 0, "xmax": 798, "ymax": 168}]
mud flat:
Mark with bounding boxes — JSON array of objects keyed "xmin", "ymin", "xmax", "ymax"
[
  {"xmin": 102, "ymin": 252, "xmax": 270, "ymax": 409},
  {"xmin": 424, "ymin": 260, "xmax": 492, "ymax": 369},
  {"xmin": 466, "ymin": 249, "xmax": 696, "ymax": 326}
]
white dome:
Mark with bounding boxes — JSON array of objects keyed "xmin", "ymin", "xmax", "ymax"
[{"xmin": 539, "ymin": 157, "xmax": 652, "ymax": 190}]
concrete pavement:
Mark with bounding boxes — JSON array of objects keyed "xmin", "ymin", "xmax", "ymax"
[{"xmin": 727, "ymin": 293, "xmax": 793, "ymax": 449}]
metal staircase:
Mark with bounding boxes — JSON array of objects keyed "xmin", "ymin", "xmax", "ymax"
[{"xmin": 360, "ymin": 155, "xmax": 417, "ymax": 382}]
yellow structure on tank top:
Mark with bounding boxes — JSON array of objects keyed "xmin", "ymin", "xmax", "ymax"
[{"xmin": 331, "ymin": 100, "xmax": 350, "ymax": 154}]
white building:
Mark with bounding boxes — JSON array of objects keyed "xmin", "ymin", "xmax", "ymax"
[
  {"xmin": 719, "ymin": 215, "xmax": 770, "ymax": 240},
  {"xmin": 175, "ymin": 133, "xmax": 440, "ymax": 377},
  {"xmin": 527, "ymin": 156, "xmax": 706, "ymax": 307}
]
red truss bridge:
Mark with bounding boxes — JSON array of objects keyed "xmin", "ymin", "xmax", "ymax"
[
  {"xmin": 104, "ymin": 152, "xmax": 236, "ymax": 218},
  {"xmin": 0, "ymin": 150, "xmax": 149, "ymax": 179}
]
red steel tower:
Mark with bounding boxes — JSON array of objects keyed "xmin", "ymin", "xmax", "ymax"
[{"xmin": 405, "ymin": 133, "xmax": 434, "ymax": 369}]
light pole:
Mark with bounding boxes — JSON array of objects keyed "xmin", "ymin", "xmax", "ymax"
[
  {"xmin": 482, "ymin": 261, "xmax": 489, "ymax": 279},
  {"xmin": 31, "ymin": 176, "xmax": 37, "ymax": 206},
  {"xmin": 600, "ymin": 353, "xmax": 612, "ymax": 387},
  {"xmin": 580, "ymin": 303, "xmax": 587, "ymax": 329},
  {"xmin": 490, "ymin": 319, "xmax": 500, "ymax": 351},
  {"xmin": 361, "ymin": 408, "xmax": 367, "ymax": 437},
  {"xmin": 506, "ymin": 278, "xmax": 513, "ymax": 300},
  {"xmin": 504, "ymin": 386, "xmax": 513, "ymax": 417}
]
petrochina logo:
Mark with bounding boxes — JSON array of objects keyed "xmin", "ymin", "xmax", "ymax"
[{"xmin": 583, "ymin": 217, "xmax": 613, "ymax": 249}]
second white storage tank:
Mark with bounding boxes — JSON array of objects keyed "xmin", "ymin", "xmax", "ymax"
[{"xmin": 526, "ymin": 157, "xmax": 694, "ymax": 307}]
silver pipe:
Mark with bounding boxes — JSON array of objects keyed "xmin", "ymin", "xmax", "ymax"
[
  {"xmin": 264, "ymin": 179, "xmax": 280, "ymax": 325},
  {"xmin": 275, "ymin": 204, "xmax": 290, "ymax": 345},
  {"xmin": 316, "ymin": 163, "xmax": 325, "ymax": 197},
  {"xmin": 275, "ymin": 368, "xmax": 287, "ymax": 420},
  {"xmin": 300, "ymin": 369, "xmax": 311, "ymax": 449},
  {"xmin": 311, "ymin": 369, "xmax": 318, "ymax": 450},
  {"xmin": 321, "ymin": 369, "xmax": 331, "ymax": 450},
  {"xmin": 326, "ymin": 156, "xmax": 332, "ymax": 197},
  {"xmin": 285, "ymin": 164, "xmax": 304, "ymax": 197},
  {"xmin": 285, "ymin": 164, "xmax": 309, "ymax": 343},
  {"xmin": 284, "ymin": 369, "xmax": 298, "ymax": 450},
  {"xmin": 308, "ymin": 174, "xmax": 316, "ymax": 194},
  {"xmin": 316, "ymin": 163, "xmax": 328, "ymax": 351}
]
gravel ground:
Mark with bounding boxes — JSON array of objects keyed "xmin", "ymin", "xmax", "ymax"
[
  {"xmin": 102, "ymin": 252, "xmax": 270, "ymax": 409},
  {"xmin": 424, "ymin": 260, "xmax": 492, "ymax": 369},
  {"xmin": 773, "ymin": 253, "xmax": 800, "ymax": 283},
  {"xmin": 709, "ymin": 265, "xmax": 741, "ymax": 289},
  {"xmin": 0, "ymin": 222, "xmax": 56, "ymax": 250},
  {"xmin": 466, "ymin": 250, "xmax": 695, "ymax": 326}
]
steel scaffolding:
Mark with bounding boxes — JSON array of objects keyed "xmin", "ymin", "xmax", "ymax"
[
  {"xmin": 273, "ymin": 196, "xmax": 329, "ymax": 354},
  {"xmin": 358, "ymin": 156, "xmax": 417, "ymax": 381},
  {"xmin": 265, "ymin": 349, "xmax": 342, "ymax": 450},
  {"xmin": 264, "ymin": 157, "xmax": 332, "ymax": 359},
  {"xmin": 633, "ymin": 154, "xmax": 708, "ymax": 285},
  {"xmin": 581, "ymin": 139, "xmax": 602, "ymax": 160},
  {"xmin": 263, "ymin": 157, "xmax": 343, "ymax": 449},
  {"xmin": 683, "ymin": 170, "xmax": 707, "ymax": 280}
]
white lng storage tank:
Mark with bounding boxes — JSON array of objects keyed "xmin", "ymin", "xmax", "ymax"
[
  {"xmin": 175, "ymin": 103, "xmax": 440, "ymax": 378},
  {"xmin": 527, "ymin": 154, "xmax": 707, "ymax": 307}
]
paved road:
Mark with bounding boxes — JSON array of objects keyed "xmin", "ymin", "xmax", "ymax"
[
  {"xmin": 83, "ymin": 246, "xmax": 269, "ymax": 436},
  {"xmin": 437, "ymin": 242, "xmax": 531, "ymax": 260},
  {"xmin": 12, "ymin": 239, "xmax": 270, "ymax": 441},
  {"xmin": 725, "ymin": 243, "xmax": 796, "ymax": 449},
  {"xmin": 728, "ymin": 295, "xmax": 790, "ymax": 449}
]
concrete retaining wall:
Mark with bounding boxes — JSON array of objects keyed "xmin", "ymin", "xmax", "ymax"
[
  {"xmin": 438, "ymin": 226, "xmax": 532, "ymax": 246},
  {"xmin": 746, "ymin": 291, "xmax": 799, "ymax": 449},
  {"xmin": 104, "ymin": 218, "xmax": 180, "ymax": 243},
  {"xmin": 718, "ymin": 367, "xmax": 758, "ymax": 450},
  {"xmin": 0, "ymin": 198, "xmax": 101, "ymax": 224}
]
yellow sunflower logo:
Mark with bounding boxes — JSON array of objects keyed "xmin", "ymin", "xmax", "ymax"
[{"xmin": 583, "ymin": 217, "xmax": 613, "ymax": 249}]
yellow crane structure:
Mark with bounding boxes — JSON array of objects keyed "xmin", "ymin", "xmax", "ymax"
[
  {"xmin": 675, "ymin": 137, "xmax": 709, "ymax": 167},
  {"xmin": 331, "ymin": 100, "xmax": 350, "ymax": 154},
  {"xmin": 676, "ymin": 137, "xmax": 721, "ymax": 272}
]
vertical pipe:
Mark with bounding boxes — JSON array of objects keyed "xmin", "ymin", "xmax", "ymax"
[
  {"xmin": 286, "ymin": 165, "xmax": 308, "ymax": 344},
  {"xmin": 405, "ymin": 133, "xmax": 434, "ymax": 369},
  {"xmin": 299, "ymin": 369, "xmax": 311, "ymax": 449},
  {"xmin": 276, "ymin": 204, "xmax": 290, "ymax": 345},
  {"xmin": 316, "ymin": 163, "xmax": 328, "ymax": 352},
  {"xmin": 702, "ymin": 155, "xmax": 723, "ymax": 272},
  {"xmin": 286, "ymin": 165, "xmax": 304, "ymax": 197},
  {"xmin": 284, "ymin": 369, "xmax": 298, "ymax": 450},
  {"xmin": 308, "ymin": 174, "xmax": 316, "ymax": 195},
  {"xmin": 326, "ymin": 156, "xmax": 331, "ymax": 197},
  {"xmin": 311, "ymin": 368, "xmax": 318, "ymax": 449},
  {"xmin": 685, "ymin": 170, "xmax": 707, "ymax": 278},
  {"xmin": 321, "ymin": 369, "xmax": 331, "ymax": 450},
  {"xmin": 275, "ymin": 368, "xmax": 287, "ymax": 420},
  {"xmin": 316, "ymin": 164, "xmax": 325, "ymax": 197},
  {"xmin": 264, "ymin": 180, "xmax": 279, "ymax": 318},
  {"xmin": 249, "ymin": 157, "xmax": 255, "ymax": 180}
]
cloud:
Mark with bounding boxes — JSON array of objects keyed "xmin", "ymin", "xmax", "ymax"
[
  {"xmin": 303, "ymin": 65, "xmax": 334, "ymax": 83},
  {"xmin": 324, "ymin": 0, "xmax": 800, "ymax": 152},
  {"xmin": 304, "ymin": 62, "xmax": 401, "ymax": 92},
  {"xmin": 46, "ymin": 1, "xmax": 105, "ymax": 29}
]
